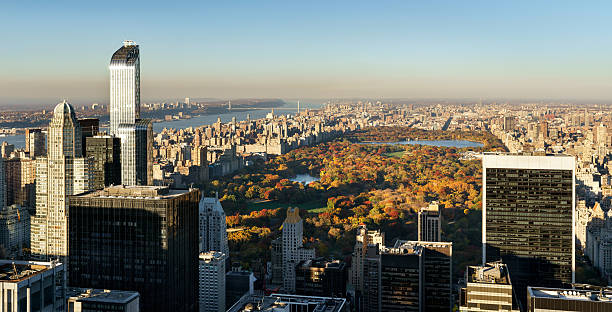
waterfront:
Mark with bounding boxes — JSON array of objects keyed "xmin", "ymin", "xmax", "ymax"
[
  {"xmin": 362, "ymin": 140, "xmax": 484, "ymax": 148},
  {"xmin": 290, "ymin": 173, "xmax": 320, "ymax": 185},
  {"xmin": 153, "ymin": 101, "xmax": 323, "ymax": 132},
  {"xmin": 0, "ymin": 134, "xmax": 25, "ymax": 148}
]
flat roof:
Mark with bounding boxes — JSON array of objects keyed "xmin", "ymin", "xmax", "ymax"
[
  {"xmin": 67, "ymin": 287, "xmax": 139, "ymax": 304},
  {"xmin": 76, "ymin": 185, "xmax": 194, "ymax": 199},
  {"xmin": 467, "ymin": 262, "xmax": 511, "ymax": 285},
  {"xmin": 227, "ymin": 293, "xmax": 346, "ymax": 312},
  {"xmin": 528, "ymin": 287, "xmax": 612, "ymax": 303},
  {"xmin": 0, "ymin": 260, "xmax": 62, "ymax": 283},
  {"xmin": 482, "ymin": 154, "xmax": 575, "ymax": 170}
]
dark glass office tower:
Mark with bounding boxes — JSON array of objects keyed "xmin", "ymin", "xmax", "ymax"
[
  {"xmin": 482, "ymin": 154, "xmax": 575, "ymax": 309},
  {"xmin": 78, "ymin": 118, "xmax": 99, "ymax": 155},
  {"xmin": 362, "ymin": 240, "xmax": 452, "ymax": 312},
  {"xmin": 68, "ymin": 186, "xmax": 200, "ymax": 312},
  {"xmin": 85, "ymin": 135, "xmax": 121, "ymax": 190}
]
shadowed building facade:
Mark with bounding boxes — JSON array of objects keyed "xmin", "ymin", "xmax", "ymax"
[
  {"xmin": 482, "ymin": 154, "xmax": 575, "ymax": 309},
  {"xmin": 68, "ymin": 185, "xmax": 199, "ymax": 312}
]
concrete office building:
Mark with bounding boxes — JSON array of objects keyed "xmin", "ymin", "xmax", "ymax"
[
  {"xmin": 418, "ymin": 201, "xmax": 442, "ymax": 242},
  {"xmin": 527, "ymin": 286, "xmax": 612, "ymax": 311},
  {"xmin": 482, "ymin": 154, "xmax": 575, "ymax": 307},
  {"xmin": 68, "ymin": 185, "xmax": 200, "ymax": 312},
  {"xmin": 460, "ymin": 262, "xmax": 518, "ymax": 312},
  {"xmin": 66, "ymin": 288, "xmax": 139, "ymax": 312},
  {"xmin": 199, "ymin": 251, "xmax": 226, "ymax": 312},
  {"xmin": 0, "ymin": 260, "xmax": 66, "ymax": 312},
  {"xmin": 31, "ymin": 101, "xmax": 92, "ymax": 261}
]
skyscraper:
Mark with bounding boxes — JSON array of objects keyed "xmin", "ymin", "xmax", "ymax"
[
  {"xmin": 281, "ymin": 208, "xmax": 315, "ymax": 293},
  {"xmin": 116, "ymin": 119, "xmax": 152, "ymax": 186},
  {"xmin": 31, "ymin": 101, "xmax": 91, "ymax": 260},
  {"xmin": 349, "ymin": 224, "xmax": 385, "ymax": 293},
  {"xmin": 360, "ymin": 240, "xmax": 453, "ymax": 312},
  {"xmin": 85, "ymin": 135, "xmax": 121, "ymax": 190},
  {"xmin": 109, "ymin": 41, "xmax": 152, "ymax": 186},
  {"xmin": 109, "ymin": 41, "xmax": 140, "ymax": 135},
  {"xmin": 199, "ymin": 195, "xmax": 229, "ymax": 255},
  {"xmin": 68, "ymin": 185, "xmax": 200, "ymax": 312},
  {"xmin": 25, "ymin": 128, "xmax": 46, "ymax": 157},
  {"xmin": 482, "ymin": 154, "xmax": 575, "ymax": 308},
  {"xmin": 199, "ymin": 251, "xmax": 226, "ymax": 312},
  {"xmin": 418, "ymin": 201, "xmax": 442, "ymax": 242}
]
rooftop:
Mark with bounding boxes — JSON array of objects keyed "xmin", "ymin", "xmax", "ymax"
[
  {"xmin": 528, "ymin": 287, "xmax": 612, "ymax": 303},
  {"xmin": 227, "ymin": 293, "xmax": 346, "ymax": 312},
  {"xmin": 0, "ymin": 260, "xmax": 62, "ymax": 282},
  {"xmin": 298, "ymin": 258, "xmax": 345, "ymax": 270},
  {"xmin": 67, "ymin": 287, "xmax": 139, "ymax": 304},
  {"xmin": 199, "ymin": 251, "xmax": 226, "ymax": 262},
  {"xmin": 467, "ymin": 262, "xmax": 511, "ymax": 285},
  {"xmin": 110, "ymin": 42, "xmax": 139, "ymax": 66},
  {"xmin": 76, "ymin": 185, "xmax": 194, "ymax": 199}
]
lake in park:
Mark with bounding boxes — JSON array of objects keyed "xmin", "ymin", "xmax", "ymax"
[
  {"xmin": 363, "ymin": 140, "xmax": 484, "ymax": 148},
  {"xmin": 291, "ymin": 174, "xmax": 320, "ymax": 185}
]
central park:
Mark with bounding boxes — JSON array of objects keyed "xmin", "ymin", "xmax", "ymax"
[{"xmin": 202, "ymin": 127, "xmax": 603, "ymax": 285}]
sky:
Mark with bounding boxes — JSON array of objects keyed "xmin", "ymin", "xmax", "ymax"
[{"xmin": 1, "ymin": 1, "xmax": 611, "ymax": 107}]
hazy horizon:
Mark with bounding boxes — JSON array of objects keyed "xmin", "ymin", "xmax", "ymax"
[{"xmin": 2, "ymin": 1, "xmax": 611, "ymax": 106}]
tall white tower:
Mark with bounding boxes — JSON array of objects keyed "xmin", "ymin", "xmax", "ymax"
[
  {"xmin": 199, "ymin": 194, "xmax": 229, "ymax": 256},
  {"xmin": 109, "ymin": 40, "xmax": 140, "ymax": 136},
  {"xmin": 109, "ymin": 41, "xmax": 152, "ymax": 185},
  {"xmin": 31, "ymin": 101, "xmax": 91, "ymax": 260}
]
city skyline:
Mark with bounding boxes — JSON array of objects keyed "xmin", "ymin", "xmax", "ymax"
[{"xmin": 2, "ymin": 1, "xmax": 612, "ymax": 106}]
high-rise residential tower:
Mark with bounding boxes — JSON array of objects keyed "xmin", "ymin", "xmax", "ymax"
[
  {"xmin": 418, "ymin": 201, "xmax": 442, "ymax": 242},
  {"xmin": 198, "ymin": 251, "xmax": 226, "ymax": 312},
  {"xmin": 199, "ymin": 195, "xmax": 229, "ymax": 255},
  {"xmin": 109, "ymin": 41, "xmax": 152, "ymax": 186},
  {"xmin": 482, "ymin": 154, "xmax": 575, "ymax": 308},
  {"xmin": 30, "ymin": 101, "xmax": 91, "ymax": 260},
  {"xmin": 109, "ymin": 41, "xmax": 140, "ymax": 135},
  {"xmin": 281, "ymin": 208, "xmax": 315, "ymax": 292},
  {"xmin": 85, "ymin": 135, "xmax": 121, "ymax": 190}
]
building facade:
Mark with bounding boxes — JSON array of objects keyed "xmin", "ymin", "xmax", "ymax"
[
  {"xmin": 527, "ymin": 286, "xmax": 612, "ymax": 311},
  {"xmin": 25, "ymin": 128, "xmax": 46, "ymax": 158},
  {"xmin": 199, "ymin": 195, "xmax": 229, "ymax": 255},
  {"xmin": 295, "ymin": 258, "xmax": 347, "ymax": 298},
  {"xmin": 418, "ymin": 201, "xmax": 442, "ymax": 242},
  {"xmin": 116, "ymin": 119, "xmax": 152, "ymax": 186},
  {"xmin": 0, "ymin": 204, "xmax": 30, "ymax": 258},
  {"xmin": 281, "ymin": 207, "xmax": 315, "ymax": 293},
  {"xmin": 460, "ymin": 262, "xmax": 518, "ymax": 312},
  {"xmin": 85, "ymin": 135, "xmax": 121, "ymax": 190},
  {"xmin": 199, "ymin": 251, "xmax": 226, "ymax": 312},
  {"xmin": 482, "ymin": 154, "xmax": 575, "ymax": 307},
  {"xmin": 0, "ymin": 260, "xmax": 66, "ymax": 312},
  {"xmin": 68, "ymin": 185, "xmax": 200, "ymax": 312},
  {"xmin": 66, "ymin": 288, "xmax": 139, "ymax": 312},
  {"xmin": 109, "ymin": 41, "xmax": 140, "ymax": 136},
  {"xmin": 31, "ymin": 101, "xmax": 91, "ymax": 261}
]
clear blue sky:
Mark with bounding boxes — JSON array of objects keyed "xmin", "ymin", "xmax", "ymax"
[{"xmin": 1, "ymin": 1, "xmax": 611, "ymax": 106}]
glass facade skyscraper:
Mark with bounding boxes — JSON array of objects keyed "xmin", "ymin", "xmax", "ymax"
[
  {"xmin": 109, "ymin": 41, "xmax": 152, "ymax": 185},
  {"xmin": 68, "ymin": 185, "xmax": 200, "ymax": 312},
  {"xmin": 482, "ymin": 154, "xmax": 575, "ymax": 309}
]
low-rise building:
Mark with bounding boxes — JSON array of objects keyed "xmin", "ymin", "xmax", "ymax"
[
  {"xmin": 0, "ymin": 260, "xmax": 66, "ymax": 312},
  {"xmin": 66, "ymin": 288, "xmax": 139, "ymax": 312}
]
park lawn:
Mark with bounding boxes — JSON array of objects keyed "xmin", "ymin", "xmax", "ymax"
[{"xmin": 246, "ymin": 199, "xmax": 326, "ymax": 213}]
